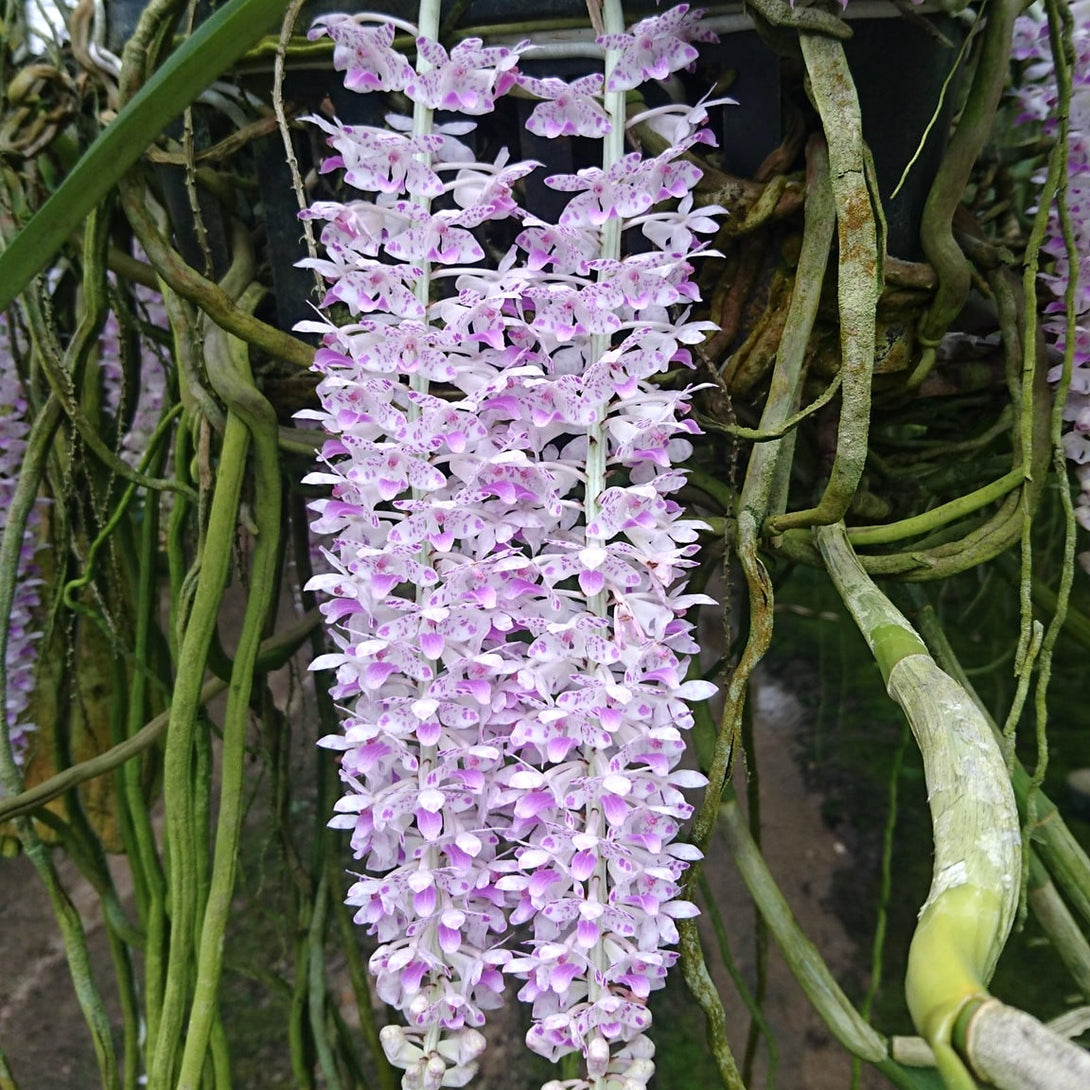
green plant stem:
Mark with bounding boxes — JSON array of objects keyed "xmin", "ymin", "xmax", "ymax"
[
  {"xmin": 0, "ymin": 396, "xmax": 120, "ymax": 1087},
  {"xmin": 776, "ymin": 351, "xmax": 1050, "ymax": 582},
  {"xmin": 260, "ymin": 683, "xmax": 320, "ymax": 1087},
  {"xmin": 1010, "ymin": 563, "xmax": 1090, "ymax": 650},
  {"xmin": 846, "ymin": 467, "xmax": 1024, "ymax": 547},
  {"xmin": 275, "ymin": 0, "xmax": 320, "ymax": 288},
  {"xmin": 29, "ymin": 306, "xmax": 194, "ymax": 497},
  {"xmin": 9, "ymin": 833, "xmax": 122, "ymax": 1088},
  {"xmin": 0, "ymin": 392, "xmax": 61, "ymax": 787},
  {"xmin": 0, "ymin": 608, "xmax": 317, "ymax": 823},
  {"xmin": 852, "ymin": 721, "xmax": 909, "ymax": 1090},
  {"xmin": 677, "ymin": 917, "xmax": 746, "ymax": 1090},
  {"xmin": 1033, "ymin": 805, "xmax": 1090, "ymax": 929},
  {"xmin": 162, "ymin": 282, "xmax": 226, "ymax": 434},
  {"xmin": 915, "ymin": 0, "xmax": 1021, "ymax": 353},
  {"xmin": 308, "ymin": 873, "xmax": 344, "ymax": 1090},
  {"xmin": 62, "ymin": 405, "xmax": 185, "ymax": 613},
  {"xmin": 1003, "ymin": 0, "xmax": 1072, "ymax": 742},
  {"xmin": 32, "ymin": 803, "xmax": 144, "ymax": 947},
  {"xmin": 688, "ymin": 137, "xmax": 835, "ymax": 878},
  {"xmin": 0, "ymin": 399, "xmax": 121, "ymax": 1090},
  {"xmin": 297, "ymin": 953, "xmax": 324, "ymax": 1088},
  {"xmin": 688, "ymin": 521, "xmax": 772, "ymax": 861},
  {"xmin": 739, "ymin": 691, "xmax": 768, "ymax": 1088},
  {"xmin": 697, "ymin": 872, "xmax": 779, "ymax": 1081},
  {"xmin": 103, "ymin": 923, "xmax": 141, "ymax": 1090},
  {"xmin": 165, "ymin": 419, "xmax": 195, "ymax": 663},
  {"xmin": 148, "ymin": 410, "xmax": 249, "ymax": 1090},
  {"xmin": 14, "ymin": 221, "xmax": 191, "ymax": 529},
  {"xmin": 1023, "ymin": 0, "xmax": 1082, "ymax": 912},
  {"xmin": 909, "ymin": 590, "xmax": 1090, "ymax": 930},
  {"xmin": 0, "ymin": 1044, "xmax": 20, "ymax": 1090},
  {"xmin": 117, "ymin": 419, "xmax": 172, "ymax": 1055},
  {"xmin": 744, "ymin": 0, "xmax": 852, "ymax": 38},
  {"xmin": 120, "ymin": 174, "xmax": 314, "ymax": 368},
  {"xmin": 1027, "ymin": 853, "xmax": 1090, "ymax": 1001},
  {"xmin": 890, "ymin": 25, "xmax": 976, "ymax": 202},
  {"xmin": 698, "ymin": 373, "xmax": 842, "ymax": 445},
  {"xmin": 586, "ymin": 0, "xmax": 625, "ymax": 562},
  {"xmin": 718, "ymin": 788, "xmax": 891, "ymax": 1066},
  {"xmin": 174, "ymin": 286, "xmax": 283, "ymax": 1088},
  {"xmin": 289, "ymin": 944, "xmax": 316, "ymax": 1090},
  {"xmin": 210, "ymin": 1018, "xmax": 231, "ymax": 1089},
  {"xmin": 1002, "ymin": 617, "xmax": 1043, "ymax": 764},
  {"xmin": 746, "ymin": 134, "xmax": 834, "ymax": 516},
  {"xmin": 767, "ymin": 34, "xmax": 880, "ymax": 533},
  {"xmin": 258, "ymin": 681, "xmax": 319, "ymax": 1088}
]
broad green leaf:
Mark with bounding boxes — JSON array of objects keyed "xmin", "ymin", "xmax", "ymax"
[{"xmin": 0, "ymin": 0, "xmax": 287, "ymax": 312}]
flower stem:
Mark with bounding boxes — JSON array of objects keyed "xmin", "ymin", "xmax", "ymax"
[
  {"xmin": 173, "ymin": 286, "xmax": 282, "ymax": 1089},
  {"xmin": 581, "ymin": 6, "xmax": 628, "ymax": 1084},
  {"xmin": 411, "ymin": 0, "xmax": 441, "ymax": 378},
  {"xmin": 584, "ymin": 0, "xmax": 626, "ymax": 580}
]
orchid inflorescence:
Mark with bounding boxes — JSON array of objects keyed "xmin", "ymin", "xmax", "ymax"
[
  {"xmin": 0, "ymin": 279, "xmax": 167, "ymax": 786},
  {"xmin": 299, "ymin": 4, "xmax": 724, "ymax": 1087},
  {"xmin": 0, "ymin": 313, "xmax": 42, "ymax": 776},
  {"xmin": 1014, "ymin": 2, "xmax": 1090, "ymax": 562}
]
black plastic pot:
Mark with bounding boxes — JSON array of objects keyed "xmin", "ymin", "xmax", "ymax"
[
  {"xmin": 106, "ymin": 0, "xmax": 963, "ymax": 333},
  {"xmin": 845, "ymin": 11, "xmax": 965, "ymax": 260}
]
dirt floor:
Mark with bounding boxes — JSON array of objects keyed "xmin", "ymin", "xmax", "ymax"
[{"xmin": 0, "ymin": 674, "xmax": 889, "ymax": 1090}]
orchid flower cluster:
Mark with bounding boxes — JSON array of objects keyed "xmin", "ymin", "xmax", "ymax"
[
  {"xmin": 299, "ymin": 5, "xmax": 723, "ymax": 1088},
  {"xmin": 0, "ymin": 313, "xmax": 43, "ymax": 777},
  {"xmin": 1013, "ymin": 3, "xmax": 1090, "ymax": 565}
]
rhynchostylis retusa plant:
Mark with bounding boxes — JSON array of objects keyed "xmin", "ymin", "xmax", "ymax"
[
  {"xmin": 7, "ymin": 0, "xmax": 1090, "ymax": 1086},
  {"xmin": 299, "ymin": 3, "xmax": 724, "ymax": 1086}
]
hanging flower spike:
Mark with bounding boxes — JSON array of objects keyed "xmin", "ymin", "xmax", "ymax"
[
  {"xmin": 487, "ymin": 4, "xmax": 721, "ymax": 1085},
  {"xmin": 0, "ymin": 314, "xmax": 44, "ymax": 779},
  {"xmin": 302, "ymin": 6, "xmax": 725, "ymax": 1087},
  {"xmin": 304, "ymin": 13, "xmax": 539, "ymax": 1088}
]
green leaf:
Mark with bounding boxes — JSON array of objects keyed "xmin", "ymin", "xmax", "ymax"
[{"xmin": 0, "ymin": 0, "xmax": 287, "ymax": 312}]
